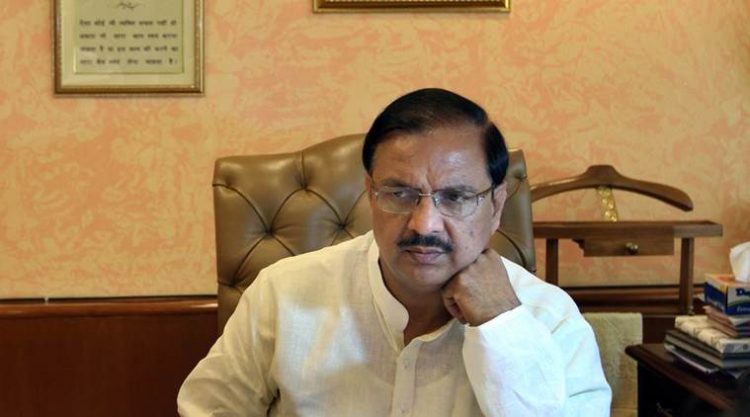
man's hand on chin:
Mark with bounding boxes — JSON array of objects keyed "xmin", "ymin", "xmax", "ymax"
[{"xmin": 440, "ymin": 249, "xmax": 521, "ymax": 326}]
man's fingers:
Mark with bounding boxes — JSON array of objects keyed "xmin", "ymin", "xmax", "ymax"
[
  {"xmin": 442, "ymin": 292, "xmax": 467, "ymax": 324},
  {"xmin": 440, "ymin": 249, "xmax": 519, "ymax": 326}
]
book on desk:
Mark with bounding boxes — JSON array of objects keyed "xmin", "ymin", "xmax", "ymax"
[
  {"xmin": 665, "ymin": 329, "xmax": 750, "ymax": 369},
  {"xmin": 665, "ymin": 312, "xmax": 750, "ymax": 377}
]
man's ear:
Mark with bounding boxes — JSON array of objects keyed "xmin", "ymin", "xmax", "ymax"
[
  {"xmin": 490, "ymin": 182, "xmax": 507, "ymax": 230},
  {"xmin": 364, "ymin": 176, "xmax": 374, "ymax": 200}
]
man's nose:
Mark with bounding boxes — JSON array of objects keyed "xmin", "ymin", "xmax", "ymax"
[{"xmin": 406, "ymin": 196, "xmax": 445, "ymax": 235}]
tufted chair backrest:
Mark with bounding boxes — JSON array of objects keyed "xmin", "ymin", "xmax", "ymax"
[{"xmin": 212, "ymin": 134, "xmax": 536, "ymax": 333}]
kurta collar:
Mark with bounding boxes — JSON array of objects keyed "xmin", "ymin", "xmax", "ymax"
[{"xmin": 366, "ymin": 233, "xmax": 457, "ymax": 351}]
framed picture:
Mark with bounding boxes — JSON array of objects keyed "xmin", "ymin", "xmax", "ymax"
[
  {"xmin": 54, "ymin": 0, "xmax": 204, "ymax": 95},
  {"xmin": 313, "ymin": 0, "xmax": 510, "ymax": 12}
]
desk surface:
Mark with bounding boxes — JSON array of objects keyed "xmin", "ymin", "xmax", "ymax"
[{"xmin": 625, "ymin": 343, "xmax": 737, "ymax": 411}]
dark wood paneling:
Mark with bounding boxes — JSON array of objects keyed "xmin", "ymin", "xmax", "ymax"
[
  {"xmin": 0, "ymin": 297, "xmax": 217, "ymax": 417},
  {"xmin": 0, "ymin": 286, "xmax": 693, "ymax": 416}
]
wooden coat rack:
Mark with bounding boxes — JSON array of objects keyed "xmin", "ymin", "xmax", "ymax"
[{"xmin": 531, "ymin": 165, "xmax": 722, "ymax": 314}]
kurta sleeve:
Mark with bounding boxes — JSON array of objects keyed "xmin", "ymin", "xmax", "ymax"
[
  {"xmin": 177, "ymin": 273, "xmax": 278, "ymax": 417},
  {"xmin": 462, "ymin": 301, "xmax": 612, "ymax": 417}
]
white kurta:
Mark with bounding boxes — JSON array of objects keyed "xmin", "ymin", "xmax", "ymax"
[{"xmin": 178, "ymin": 232, "xmax": 611, "ymax": 417}]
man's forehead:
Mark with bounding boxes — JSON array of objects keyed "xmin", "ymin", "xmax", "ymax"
[
  {"xmin": 368, "ymin": 126, "xmax": 491, "ymax": 188},
  {"xmin": 374, "ymin": 123, "xmax": 483, "ymax": 154}
]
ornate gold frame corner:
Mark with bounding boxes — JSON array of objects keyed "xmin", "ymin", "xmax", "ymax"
[{"xmin": 313, "ymin": 0, "xmax": 510, "ymax": 13}]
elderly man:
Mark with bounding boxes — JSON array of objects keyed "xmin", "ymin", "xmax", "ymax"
[{"xmin": 178, "ymin": 88, "xmax": 612, "ymax": 416}]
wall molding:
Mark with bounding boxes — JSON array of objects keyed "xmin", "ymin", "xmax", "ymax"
[{"xmin": 0, "ymin": 295, "xmax": 217, "ymax": 318}]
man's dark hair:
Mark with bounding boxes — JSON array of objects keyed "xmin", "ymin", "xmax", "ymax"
[{"xmin": 362, "ymin": 88, "xmax": 509, "ymax": 186}]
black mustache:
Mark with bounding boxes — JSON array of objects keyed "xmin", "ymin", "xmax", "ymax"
[{"xmin": 397, "ymin": 234, "xmax": 454, "ymax": 252}]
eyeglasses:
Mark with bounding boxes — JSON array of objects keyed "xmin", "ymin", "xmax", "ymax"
[{"xmin": 371, "ymin": 183, "xmax": 494, "ymax": 218}]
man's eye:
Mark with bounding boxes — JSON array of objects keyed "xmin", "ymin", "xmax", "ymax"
[
  {"xmin": 441, "ymin": 191, "xmax": 471, "ymax": 203},
  {"xmin": 389, "ymin": 189, "xmax": 413, "ymax": 199}
]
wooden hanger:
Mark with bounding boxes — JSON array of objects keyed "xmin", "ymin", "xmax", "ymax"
[{"xmin": 530, "ymin": 165, "xmax": 693, "ymax": 211}]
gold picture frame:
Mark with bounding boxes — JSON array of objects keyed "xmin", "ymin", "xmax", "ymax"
[
  {"xmin": 54, "ymin": 0, "xmax": 204, "ymax": 95},
  {"xmin": 313, "ymin": 0, "xmax": 510, "ymax": 13}
]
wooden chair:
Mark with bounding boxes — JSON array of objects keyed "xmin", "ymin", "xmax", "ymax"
[{"xmin": 531, "ymin": 165, "xmax": 722, "ymax": 315}]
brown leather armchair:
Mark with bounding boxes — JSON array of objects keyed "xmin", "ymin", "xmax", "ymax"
[{"xmin": 212, "ymin": 134, "xmax": 536, "ymax": 332}]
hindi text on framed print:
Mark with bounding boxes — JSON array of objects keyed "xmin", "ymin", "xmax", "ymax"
[{"xmin": 54, "ymin": 0, "xmax": 203, "ymax": 94}]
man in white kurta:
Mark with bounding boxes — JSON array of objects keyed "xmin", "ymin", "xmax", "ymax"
[
  {"xmin": 179, "ymin": 88, "xmax": 611, "ymax": 416},
  {"xmin": 178, "ymin": 232, "xmax": 611, "ymax": 416}
]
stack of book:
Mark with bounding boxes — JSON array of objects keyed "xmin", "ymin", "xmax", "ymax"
[
  {"xmin": 705, "ymin": 305, "xmax": 750, "ymax": 338},
  {"xmin": 663, "ymin": 274, "xmax": 750, "ymax": 375},
  {"xmin": 665, "ymin": 313, "xmax": 750, "ymax": 374}
]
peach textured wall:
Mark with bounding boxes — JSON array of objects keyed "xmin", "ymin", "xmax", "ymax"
[{"xmin": 1, "ymin": 1, "xmax": 748, "ymax": 298}]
